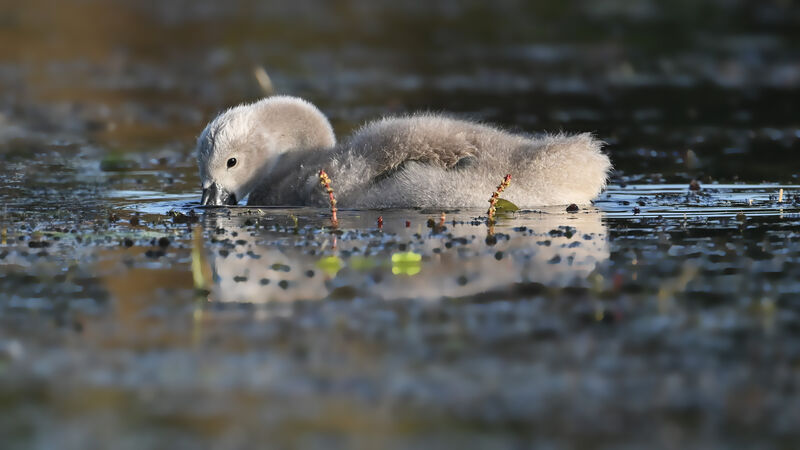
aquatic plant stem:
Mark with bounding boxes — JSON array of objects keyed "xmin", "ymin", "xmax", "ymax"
[
  {"xmin": 487, "ymin": 174, "xmax": 512, "ymax": 224},
  {"xmin": 191, "ymin": 225, "xmax": 212, "ymax": 293},
  {"xmin": 319, "ymin": 169, "xmax": 338, "ymax": 226},
  {"xmin": 253, "ymin": 66, "xmax": 275, "ymax": 96}
]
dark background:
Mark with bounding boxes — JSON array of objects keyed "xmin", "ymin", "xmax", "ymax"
[{"xmin": 1, "ymin": 0, "xmax": 799, "ymax": 183}]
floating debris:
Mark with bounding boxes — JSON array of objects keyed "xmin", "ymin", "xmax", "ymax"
[{"xmin": 169, "ymin": 209, "xmax": 199, "ymax": 224}]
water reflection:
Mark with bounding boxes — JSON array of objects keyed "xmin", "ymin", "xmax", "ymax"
[{"xmin": 202, "ymin": 208, "xmax": 609, "ymax": 302}]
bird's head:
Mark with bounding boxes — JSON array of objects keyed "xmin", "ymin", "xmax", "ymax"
[{"xmin": 197, "ymin": 96, "xmax": 336, "ymax": 206}]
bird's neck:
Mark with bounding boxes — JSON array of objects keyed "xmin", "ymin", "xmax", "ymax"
[{"xmin": 252, "ymin": 147, "xmax": 335, "ymax": 205}]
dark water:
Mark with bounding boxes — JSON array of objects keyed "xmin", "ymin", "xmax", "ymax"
[{"xmin": 2, "ymin": 1, "xmax": 800, "ymax": 448}]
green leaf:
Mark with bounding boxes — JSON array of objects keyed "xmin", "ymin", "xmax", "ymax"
[
  {"xmin": 494, "ymin": 198, "xmax": 519, "ymax": 213},
  {"xmin": 317, "ymin": 256, "xmax": 343, "ymax": 277},
  {"xmin": 391, "ymin": 251, "xmax": 422, "ymax": 276},
  {"xmin": 391, "ymin": 251, "xmax": 422, "ymax": 263}
]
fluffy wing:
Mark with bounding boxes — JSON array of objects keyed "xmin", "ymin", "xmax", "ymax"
[{"xmin": 341, "ymin": 115, "xmax": 499, "ymax": 181}]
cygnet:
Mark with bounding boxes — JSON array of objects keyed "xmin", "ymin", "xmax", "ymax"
[{"xmin": 197, "ymin": 96, "xmax": 611, "ymax": 208}]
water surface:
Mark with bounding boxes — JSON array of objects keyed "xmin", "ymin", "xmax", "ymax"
[{"xmin": 2, "ymin": 0, "xmax": 800, "ymax": 448}]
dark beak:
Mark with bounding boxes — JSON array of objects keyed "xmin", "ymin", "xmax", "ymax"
[{"xmin": 201, "ymin": 183, "xmax": 238, "ymax": 206}]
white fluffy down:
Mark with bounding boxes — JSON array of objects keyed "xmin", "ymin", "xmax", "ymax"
[{"xmin": 198, "ymin": 96, "xmax": 612, "ymax": 208}]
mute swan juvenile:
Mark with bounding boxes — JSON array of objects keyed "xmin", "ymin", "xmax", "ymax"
[{"xmin": 197, "ymin": 96, "xmax": 611, "ymax": 208}]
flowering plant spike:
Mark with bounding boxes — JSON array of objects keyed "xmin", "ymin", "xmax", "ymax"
[
  {"xmin": 319, "ymin": 169, "xmax": 338, "ymax": 226},
  {"xmin": 487, "ymin": 174, "xmax": 512, "ymax": 223}
]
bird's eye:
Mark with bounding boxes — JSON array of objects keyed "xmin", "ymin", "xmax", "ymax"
[{"xmin": 226, "ymin": 157, "xmax": 237, "ymax": 168}]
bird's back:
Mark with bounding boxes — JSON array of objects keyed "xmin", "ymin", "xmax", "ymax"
[{"xmin": 333, "ymin": 115, "xmax": 609, "ymax": 208}]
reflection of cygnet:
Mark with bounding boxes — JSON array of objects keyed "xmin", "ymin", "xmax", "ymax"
[
  {"xmin": 207, "ymin": 210, "xmax": 608, "ymax": 303},
  {"xmin": 210, "ymin": 235, "xmax": 328, "ymax": 303},
  {"xmin": 510, "ymin": 211, "xmax": 609, "ymax": 286},
  {"xmin": 198, "ymin": 96, "xmax": 611, "ymax": 208},
  {"xmin": 362, "ymin": 210, "xmax": 610, "ymax": 299}
]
